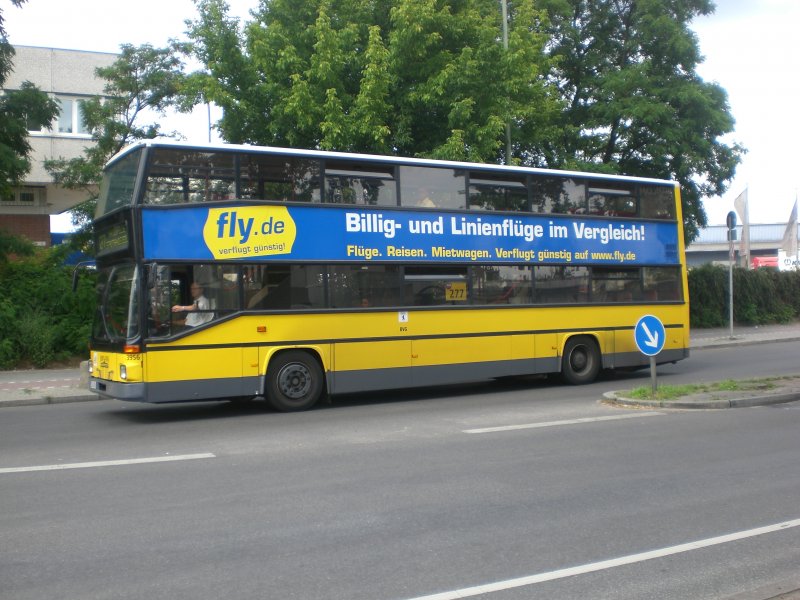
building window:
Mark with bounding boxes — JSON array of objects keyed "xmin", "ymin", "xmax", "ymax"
[
  {"xmin": 55, "ymin": 96, "xmax": 90, "ymax": 135},
  {"xmin": 2, "ymin": 187, "xmax": 44, "ymax": 206}
]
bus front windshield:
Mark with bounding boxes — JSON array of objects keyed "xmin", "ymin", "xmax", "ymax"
[{"xmin": 92, "ymin": 264, "xmax": 141, "ymax": 343}]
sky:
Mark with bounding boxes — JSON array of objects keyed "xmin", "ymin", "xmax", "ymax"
[{"xmin": 5, "ymin": 0, "xmax": 799, "ymax": 231}]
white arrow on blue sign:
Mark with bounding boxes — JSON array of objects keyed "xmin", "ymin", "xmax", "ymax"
[{"xmin": 634, "ymin": 315, "xmax": 666, "ymax": 356}]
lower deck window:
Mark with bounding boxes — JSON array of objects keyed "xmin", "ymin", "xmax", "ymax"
[
  {"xmin": 534, "ymin": 266, "xmax": 590, "ymax": 304},
  {"xmin": 471, "ymin": 265, "xmax": 533, "ymax": 304},
  {"xmin": 145, "ymin": 262, "xmax": 684, "ymax": 338},
  {"xmin": 404, "ymin": 266, "xmax": 468, "ymax": 306},
  {"xmin": 328, "ymin": 265, "xmax": 402, "ymax": 308}
]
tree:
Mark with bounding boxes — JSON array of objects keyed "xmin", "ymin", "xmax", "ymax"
[
  {"xmin": 183, "ymin": 0, "xmax": 739, "ymax": 242},
  {"xmin": 184, "ymin": 0, "xmax": 560, "ymax": 163},
  {"xmin": 0, "ymin": 229, "xmax": 33, "ymax": 265},
  {"xmin": 0, "ymin": 0, "xmax": 60, "ymax": 201},
  {"xmin": 538, "ymin": 0, "xmax": 743, "ymax": 242},
  {"xmin": 45, "ymin": 44, "xmax": 187, "ymax": 251}
]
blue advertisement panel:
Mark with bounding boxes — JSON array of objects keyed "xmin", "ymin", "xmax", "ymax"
[{"xmin": 142, "ymin": 204, "xmax": 680, "ymax": 265}]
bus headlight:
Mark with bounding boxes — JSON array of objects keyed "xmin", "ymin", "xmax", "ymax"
[
  {"xmin": 120, "ymin": 365, "xmax": 127, "ymax": 381},
  {"xmin": 88, "ymin": 360, "xmax": 93, "ymax": 372}
]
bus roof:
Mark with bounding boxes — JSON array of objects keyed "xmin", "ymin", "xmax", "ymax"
[{"xmin": 106, "ymin": 139, "xmax": 678, "ymax": 188}]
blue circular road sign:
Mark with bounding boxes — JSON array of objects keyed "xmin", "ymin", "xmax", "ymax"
[{"xmin": 634, "ymin": 315, "xmax": 666, "ymax": 356}]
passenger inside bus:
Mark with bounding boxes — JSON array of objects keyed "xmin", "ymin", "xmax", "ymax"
[{"xmin": 414, "ymin": 187, "xmax": 436, "ymax": 208}]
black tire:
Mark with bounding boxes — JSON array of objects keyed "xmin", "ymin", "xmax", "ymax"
[
  {"xmin": 265, "ymin": 351, "xmax": 324, "ymax": 411},
  {"xmin": 561, "ymin": 336, "xmax": 601, "ymax": 385}
]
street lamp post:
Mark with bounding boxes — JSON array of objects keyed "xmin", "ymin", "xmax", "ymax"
[{"xmin": 501, "ymin": 0, "xmax": 512, "ymax": 162}]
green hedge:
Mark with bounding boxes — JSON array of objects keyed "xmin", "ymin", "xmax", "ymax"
[
  {"xmin": 0, "ymin": 247, "xmax": 96, "ymax": 369},
  {"xmin": 688, "ymin": 264, "xmax": 800, "ymax": 328},
  {"xmin": 1, "ymin": 252, "xmax": 797, "ymax": 369}
]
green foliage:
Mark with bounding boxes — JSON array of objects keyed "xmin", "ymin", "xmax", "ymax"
[
  {"xmin": 44, "ymin": 44, "xmax": 188, "ymax": 252},
  {"xmin": 0, "ymin": 229, "xmax": 34, "ymax": 264},
  {"xmin": 1, "ymin": 13, "xmax": 61, "ymax": 198},
  {"xmin": 688, "ymin": 263, "xmax": 728, "ymax": 327},
  {"xmin": 185, "ymin": 0, "xmax": 559, "ymax": 163},
  {"xmin": 2, "ymin": 2, "xmax": 60, "ymax": 195},
  {"xmin": 15, "ymin": 311, "xmax": 58, "ymax": 368},
  {"xmin": 689, "ymin": 264, "xmax": 800, "ymax": 328},
  {"xmin": 538, "ymin": 0, "xmax": 743, "ymax": 243},
  {"xmin": 179, "ymin": 0, "xmax": 743, "ymax": 242},
  {"xmin": 0, "ymin": 294, "xmax": 17, "ymax": 368},
  {"xmin": 0, "ymin": 248, "xmax": 97, "ymax": 369},
  {"xmin": 627, "ymin": 378, "xmax": 775, "ymax": 401}
]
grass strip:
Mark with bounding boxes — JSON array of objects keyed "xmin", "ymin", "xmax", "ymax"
[{"xmin": 627, "ymin": 378, "xmax": 777, "ymax": 402}]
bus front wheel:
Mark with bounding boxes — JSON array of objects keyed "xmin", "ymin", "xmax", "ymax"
[
  {"xmin": 561, "ymin": 336, "xmax": 601, "ymax": 385},
  {"xmin": 265, "ymin": 351, "xmax": 323, "ymax": 411}
]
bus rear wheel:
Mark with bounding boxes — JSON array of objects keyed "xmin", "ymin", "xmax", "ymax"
[
  {"xmin": 265, "ymin": 351, "xmax": 323, "ymax": 412},
  {"xmin": 561, "ymin": 336, "xmax": 601, "ymax": 385}
]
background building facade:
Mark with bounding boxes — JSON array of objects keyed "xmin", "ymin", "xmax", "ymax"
[
  {"xmin": 1, "ymin": 46, "xmax": 116, "ymax": 246},
  {"xmin": 686, "ymin": 223, "xmax": 800, "ymax": 269}
]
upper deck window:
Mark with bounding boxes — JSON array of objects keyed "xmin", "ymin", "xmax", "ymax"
[
  {"xmin": 143, "ymin": 149, "xmax": 237, "ymax": 205},
  {"xmin": 587, "ymin": 182, "xmax": 637, "ymax": 216},
  {"xmin": 240, "ymin": 153, "xmax": 321, "ymax": 203},
  {"xmin": 532, "ymin": 176, "xmax": 586, "ymax": 214},
  {"xmin": 468, "ymin": 172, "xmax": 528, "ymax": 212},
  {"xmin": 324, "ymin": 160, "xmax": 396, "ymax": 206},
  {"xmin": 102, "ymin": 144, "xmax": 677, "ymax": 221},
  {"xmin": 399, "ymin": 166, "xmax": 467, "ymax": 210},
  {"xmin": 96, "ymin": 149, "xmax": 142, "ymax": 217},
  {"xmin": 639, "ymin": 184, "xmax": 676, "ymax": 220}
]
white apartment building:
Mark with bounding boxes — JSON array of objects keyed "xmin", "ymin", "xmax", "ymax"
[{"xmin": 2, "ymin": 45, "xmax": 116, "ymax": 246}]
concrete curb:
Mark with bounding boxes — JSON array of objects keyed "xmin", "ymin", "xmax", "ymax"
[
  {"xmin": 0, "ymin": 393, "xmax": 102, "ymax": 408},
  {"xmin": 692, "ymin": 335, "xmax": 800, "ymax": 351},
  {"xmin": 603, "ymin": 390, "xmax": 800, "ymax": 409}
]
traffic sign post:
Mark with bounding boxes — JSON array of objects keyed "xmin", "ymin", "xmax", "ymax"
[
  {"xmin": 634, "ymin": 315, "xmax": 666, "ymax": 394},
  {"xmin": 726, "ymin": 210, "xmax": 737, "ymax": 339}
]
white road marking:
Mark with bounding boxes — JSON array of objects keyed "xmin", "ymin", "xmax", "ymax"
[
  {"xmin": 404, "ymin": 518, "xmax": 800, "ymax": 600},
  {"xmin": 0, "ymin": 453, "xmax": 216, "ymax": 474},
  {"xmin": 463, "ymin": 412, "xmax": 663, "ymax": 434}
]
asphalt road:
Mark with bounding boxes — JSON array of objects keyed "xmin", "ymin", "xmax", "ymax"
[{"xmin": 2, "ymin": 342, "xmax": 799, "ymax": 600}]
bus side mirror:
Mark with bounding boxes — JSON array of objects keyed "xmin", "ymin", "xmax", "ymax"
[{"xmin": 71, "ymin": 261, "xmax": 96, "ymax": 293}]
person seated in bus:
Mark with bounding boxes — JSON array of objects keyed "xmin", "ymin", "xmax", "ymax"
[
  {"xmin": 172, "ymin": 282, "xmax": 213, "ymax": 327},
  {"xmin": 414, "ymin": 187, "xmax": 436, "ymax": 208}
]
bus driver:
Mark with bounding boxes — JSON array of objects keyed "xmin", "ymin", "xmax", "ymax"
[{"xmin": 172, "ymin": 282, "xmax": 213, "ymax": 327}]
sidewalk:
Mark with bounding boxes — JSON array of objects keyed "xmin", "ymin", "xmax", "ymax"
[
  {"xmin": 690, "ymin": 321, "xmax": 800, "ymax": 350},
  {"xmin": 3, "ymin": 323, "xmax": 800, "ymax": 408},
  {"xmin": 0, "ymin": 365, "xmax": 97, "ymax": 407}
]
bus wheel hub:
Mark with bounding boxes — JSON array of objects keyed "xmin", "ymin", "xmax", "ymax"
[{"xmin": 278, "ymin": 363, "xmax": 311, "ymax": 399}]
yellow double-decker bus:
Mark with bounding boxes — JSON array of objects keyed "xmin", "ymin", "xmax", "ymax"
[{"xmin": 88, "ymin": 140, "xmax": 689, "ymax": 411}]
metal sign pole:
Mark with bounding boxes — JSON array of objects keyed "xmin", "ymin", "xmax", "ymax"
[
  {"xmin": 650, "ymin": 356, "xmax": 657, "ymax": 394},
  {"xmin": 726, "ymin": 211, "xmax": 737, "ymax": 339},
  {"xmin": 729, "ymin": 240, "xmax": 734, "ymax": 339}
]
